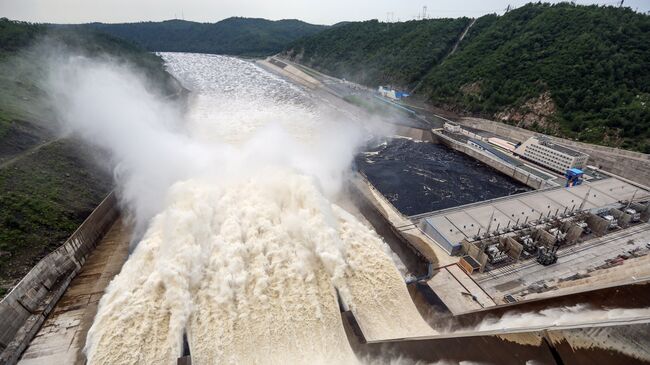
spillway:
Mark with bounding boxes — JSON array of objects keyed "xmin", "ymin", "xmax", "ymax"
[{"xmin": 79, "ymin": 53, "xmax": 434, "ymax": 364}]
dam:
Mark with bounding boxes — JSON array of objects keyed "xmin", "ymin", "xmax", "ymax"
[{"xmin": 2, "ymin": 53, "xmax": 650, "ymax": 365}]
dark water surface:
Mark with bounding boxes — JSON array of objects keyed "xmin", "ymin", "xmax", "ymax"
[{"xmin": 355, "ymin": 138, "xmax": 530, "ymax": 216}]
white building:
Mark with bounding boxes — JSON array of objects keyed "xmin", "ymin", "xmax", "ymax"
[
  {"xmin": 443, "ymin": 122, "xmax": 461, "ymax": 133},
  {"xmin": 378, "ymin": 86, "xmax": 398, "ymax": 100},
  {"xmin": 513, "ymin": 136, "xmax": 589, "ymax": 173},
  {"xmin": 378, "ymin": 86, "xmax": 409, "ymax": 100}
]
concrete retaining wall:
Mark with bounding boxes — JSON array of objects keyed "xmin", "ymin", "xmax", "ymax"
[
  {"xmin": 373, "ymin": 120, "xmax": 435, "ymax": 142},
  {"xmin": 356, "ymin": 319, "xmax": 650, "ymax": 365},
  {"xmin": 502, "ymin": 236, "xmax": 523, "ymax": 260},
  {"xmin": 435, "ymin": 131, "xmax": 549, "ymax": 190},
  {"xmin": 609, "ymin": 208, "xmax": 632, "ymax": 228},
  {"xmin": 533, "ymin": 229, "xmax": 556, "ymax": 247},
  {"xmin": 394, "ymin": 125, "xmax": 435, "ymax": 142},
  {"xmin": 0, "ymin": 192, "xmax": 119, "ymax": 365},
  {"xmin": 630, "ymin": 202, "xmax": 650, "ymax": 223},
  {"xmin": 586, "ymin": 213, "xmax": 610, "ymax": 236},
  {"xmin": 257, "ymin": 58, "xmax": 321, "ymax": 89},
  {"xmin": 461, "ymin": 240, "xmax": 488, "ymax": 272},
  {"xmin": 457, "ymin": 117, "xmax": 650, "ymax": 185},
  {"xmin": 561, "ymin": 222, "xmax": 584, "ymax": 244}
]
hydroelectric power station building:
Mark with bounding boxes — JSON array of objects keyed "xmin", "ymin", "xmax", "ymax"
[{"xmin": 514, "ymin": 136, "xmax": 589, "ymax": 173}]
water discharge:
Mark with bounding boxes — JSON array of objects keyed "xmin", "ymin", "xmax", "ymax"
[{"xmin": 44, "ymin": 52, "xmax": 435, "ymax": 364}]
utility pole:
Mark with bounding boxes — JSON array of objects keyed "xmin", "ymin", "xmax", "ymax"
[
  {"xmin": 485, "ymin": 210, "xmax": 496, "ymax": 237},
  {"xmin": 619, "ymin": 0, "xmax": 624, "ymax": 7},
  {"xmin": 625, "ymin": 189, "xmax": 638, "ymax": 210},
  {"xmin": 505, "ymin": 4, "xmax": 511, "ymax": 13},
  {"xmin": 579, "ymin": 187, "xmax": 592, "ymax": 212}
]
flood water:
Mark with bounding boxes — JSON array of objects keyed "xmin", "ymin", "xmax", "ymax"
[
  {"xmin": 356, "ymin": 138, "xmax": 531, "ymax": 216},
  {"xmin": 70, "ymin": 52, "xmax": 436, "ymax": 364}
]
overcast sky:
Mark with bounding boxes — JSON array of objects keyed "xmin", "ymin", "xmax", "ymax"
[{"xmin": 1, "ymin": 0, "xmax": 648, "ymax": 25}]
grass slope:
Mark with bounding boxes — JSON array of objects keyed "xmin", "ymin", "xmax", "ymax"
[
  {"xmin": 0, "ymin": 18, "xmax": 178, "ymax": 295},
  {"xmin": 0, "ymin": 142, "xmax": 111, "ymax": 295}
]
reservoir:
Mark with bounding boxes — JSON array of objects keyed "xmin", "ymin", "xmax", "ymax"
[{"xmin": 355, "ymin": 138, "xmax": 531, "ymax": 216}]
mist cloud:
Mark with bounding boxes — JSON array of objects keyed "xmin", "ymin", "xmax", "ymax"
[{"xmin": 42, "ymin": 50, "xmax": 365, "ymax": 235}]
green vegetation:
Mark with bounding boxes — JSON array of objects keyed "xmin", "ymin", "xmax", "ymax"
[
  {"xmin": 422, "ymin": 4, "xmax": 650, "ymax": 152},
  {"xmin": 0, "ymin": 18, "xmax": 180, "ymax": 124},
  {"xmin": 81, "ymin": 17, "xmax": 327, "ymax": 57},
  {"xmin": 284, "ymin": 4, "xmax": 650, "ymax": 152},
  {"xmin": 0, "ymin": 141, "xmax": 111, "ymax": 284},
  {"xmin": 0, "ymin": 18, "xmax": 177, "ymax": 294},
  {"xmin": 285, "ymin": 18, "xmax": 470, "ymax": 87}
]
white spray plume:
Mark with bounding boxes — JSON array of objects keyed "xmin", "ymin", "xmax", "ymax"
[
  {"xmin": 41, "ymin": 50, "xmax": 434, "ymax": 364},
  {"xmin": 470, "ymin": 304, "xmax": 650, "ymax": 332},
  {"xmin": 43, "ymin": 51, "xmax": 364, "ymax": 235}
]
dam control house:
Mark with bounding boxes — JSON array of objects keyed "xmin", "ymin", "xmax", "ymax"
[{"xmin": 514, "ymin": 136, "xmax": 589, "ymax": 173}]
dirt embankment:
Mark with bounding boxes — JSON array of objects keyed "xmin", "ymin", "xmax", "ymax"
[
  {"xmin": 495, "ymin": 92, "xmax": 559, "ymax": 133},
  {"xmin": 0, "ymin": 139, "xmax": 112, "ymax": 297}
]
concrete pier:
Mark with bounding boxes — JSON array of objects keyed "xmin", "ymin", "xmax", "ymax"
[{"xmin": 350, "ymin": 316, "xmax": 650, "ymax": 365}]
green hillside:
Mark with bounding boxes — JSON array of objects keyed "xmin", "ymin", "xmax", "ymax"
[
  {"xmin": 422, "ymin": 4, "xmax": 650, "ymax": 152},
  {"xmin": 0, "ymin": 18, "xmax": 179, "ymax": 296},
  {"xmin": 284, "ymin": 4, "xmax": 650, "ymax": 152},
  {"xmin": 83, "ymin": 17, "xmax": 327, "ymax": 57},
  {"xmin": 285, "ymin": 18, "xmax": 471, "ymax": 87}
]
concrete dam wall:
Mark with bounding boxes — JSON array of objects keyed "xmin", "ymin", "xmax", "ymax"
[
  {"xmin": 0, "ymin": 193, "xmax": 119, "ymax": 365},
  {"xmin": 458, "ymin": 117, "xmax": 650, "ymax": 185},
  {"xmin": 434, "ymin": 130, "xmax": 550, "ymax": 190},
  {"xmin": 352, "ymin": 318, "xmax": 650, "ymax": 365}
]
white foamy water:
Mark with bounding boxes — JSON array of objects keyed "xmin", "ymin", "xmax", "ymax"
[
  {"xmin": 471, "ymin": 304, "xmax": 650, "ymax": 332},
  {"xmin": 64, "ymin": 52, "xmax": 435, "ymax": 365}
]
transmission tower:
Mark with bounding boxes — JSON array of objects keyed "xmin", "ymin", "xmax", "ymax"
[{"xmin": 422, "ymin": 6, "xmax": 428, "ymax": 19}]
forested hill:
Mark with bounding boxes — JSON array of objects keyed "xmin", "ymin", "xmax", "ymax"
[
  {"xmin": 284, "ymin": 4, "xmax": 650, "ymax": 153},
  {"xmin": 0, "ymin": 19, "xmax": 178, "ymax": 295},
  {"xmin": 285, "ymin": 18, "xmax": 472, "ymax": 87},
  {"xmin": 82, "ymin": 18, "xmax": 327, "ymax": 56}
]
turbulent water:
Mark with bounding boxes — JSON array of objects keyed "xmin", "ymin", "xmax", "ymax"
[
  {"xmin": 80, "ymin": 53, "xmax": 434, "ymax": 364},
  {"xmin": 356, "ymin": 138, "xmax": 530, "ymax": 216}
]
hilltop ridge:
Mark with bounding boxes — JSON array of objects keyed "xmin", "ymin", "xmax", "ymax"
[{"xmin": 79, "ymin": 17, "xmax": 327, "ymax": 56}]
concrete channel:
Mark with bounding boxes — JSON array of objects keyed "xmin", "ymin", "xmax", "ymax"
[
  {"xmin": 346, "ymin": 313, "xmax": 650, "ymax": 365},
  {"xmin": 0, "ymin": 193, "xmax": 121, "ymax": 365}
]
